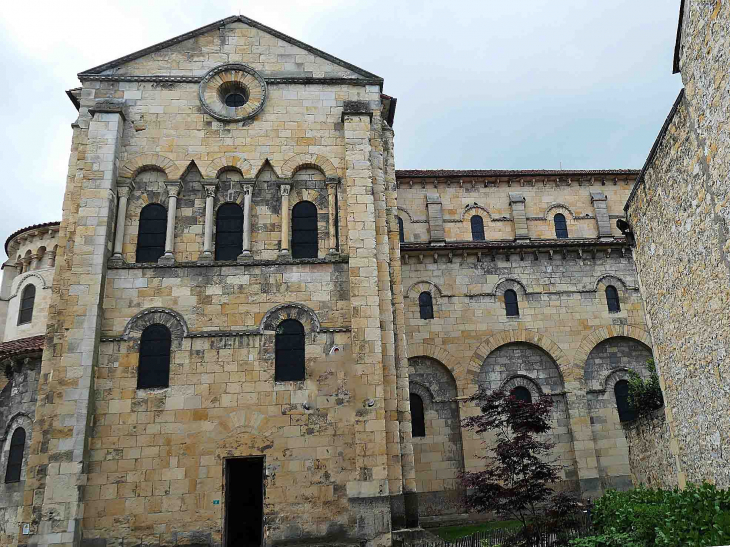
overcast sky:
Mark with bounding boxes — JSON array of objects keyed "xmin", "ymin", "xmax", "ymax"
[{"xmin": 0, "ymin": 0, "xmax": 682, "ymax": 256}]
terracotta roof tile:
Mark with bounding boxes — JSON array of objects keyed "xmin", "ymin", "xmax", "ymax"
[
  {"xmin": 395, "ymin": 169, "xmax": 639, "ymax": 178},
  {"xmin": 5, "ymin": 221, "xmax": 60, "ymax": 255},
  {"xmin": 0, "ymin": 335, "xmax": 45, "ymax": 359}
]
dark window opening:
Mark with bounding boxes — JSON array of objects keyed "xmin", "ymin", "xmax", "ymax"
[
  {"xmin": 398, "ymin": 216, "xmax": 405, "ymax": 243},
  {"xmin": 138, "ymin": 324, "xmax": 172, "ymax": 389},
  {"xmin": 410, "ymin": 393, "xmax": 426, "ymax": 437},
  {"xmin": 554, "ymin": 213, "xmax": 568, "ymax": 239},
  {"xmin": 225, "ymin": 457, "xmax": 264, "ymax": 547},
  {"xmin": 419, "ymin": 291, "xmax": 434, "ymax": 320},
  {"xmin": 225, "ymin": 93, "xmax": 247, "ymax": 107},
  {"xmin": 471, "ymin": 215, "xmax": 485, "ymax": 241},
  {"xmin": 5, "ymin": 427, "xmax": 25, "ymax": 483},
  {"xmin": 216, "ymin": 203, "xmax": 244, "ymax": 261},
  {"xmin": 505, "ymin": 289, "xmax": 519, "ymax": 317},
  {"xmin": 291, "ymin": 201, "xmax": 318, "ymax": 259},
  {"xmin": 614, "ymin": 380, "xmax": 635, "ymax": 422},
  {"xmin": 275, "ymin": 319, "xmax": 305, "ymax": 381},
  {"xmin": 18, "ymin": 284, "xmax": 35, "ymax": 325},
  {"xmin": 606, "ymin": 285, "xmax": 621, "ymax": 313},
  {"xmin": 511, "ymin": 386, "xmax": 532, "ymax": 404},
  {"xmin": 136, "ymin": 203, "xmax": 167, "ymax": 263}
]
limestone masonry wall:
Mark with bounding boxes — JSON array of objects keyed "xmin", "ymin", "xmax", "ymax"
[
  {"xmin": 623, "ymin": 409, "xmax": 678, "ymax": 489},
  {"xmin": 626, "ymin": 0, "xmax": 730, "ymax": 488}
]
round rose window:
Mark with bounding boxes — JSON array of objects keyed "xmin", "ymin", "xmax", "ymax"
[{"xmin": 199, "ymin": 64, "xmax": 267, "ymax": 122}]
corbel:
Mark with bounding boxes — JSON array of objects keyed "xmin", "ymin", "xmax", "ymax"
[
  {"xmin": 448, "ymin": 252, "xmax": 453, "ymax": 263},
  {"xmin": 533, "ymin": 250, "xmax": 539, "ymax": 261},
  {"xmin": 433, "ymin": 252, "xmax": 439, "ymax": 263},
  {"xmin": 519, "ymin": 250, "xmax": 525, "ymax": 261},
  {"xmin": 548, "ymin": 249, "xmax": 554, "ymax": 260},
  {"xmin": 490, "ymin": 250, "xmax": 496, "ymax": 262},
  {"xmin": 562, "ymin": 249, "xmax": 568, "ymax": 260},
  {"xmin": 591, "ymin": 248, "xmax": 597, "ymax": 260},
  {"xmin": 418, "ymin": 254, "xmax": 424, "ymax": 264},
  {"xmin": 476, "ymin": 251, "xmax": 482, "ymax": 263},
  {"xmin": 462, "ymin": 250, "xmax": 468, "ymax": 263},
  {"xmin": 403, "ymin": 254, "xmax": 409, "ymax": 265},
  {"xmin": 577, "ymin": 248, "xmax": 583, "ymax": 259}
]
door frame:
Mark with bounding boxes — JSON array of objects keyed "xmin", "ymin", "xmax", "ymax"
[{"xmin": 222, "ymin": 455, "xmax": 266, "ymax": 547}]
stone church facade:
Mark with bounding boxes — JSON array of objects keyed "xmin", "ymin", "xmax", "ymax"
[{"xmin": 0, "ymin": 15, "xmax": 656, "ymax": 547}]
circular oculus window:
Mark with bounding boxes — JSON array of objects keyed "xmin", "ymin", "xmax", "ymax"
[{"xmin": 199, "ymin": 64, "xmax": 267, "ymax": 122}]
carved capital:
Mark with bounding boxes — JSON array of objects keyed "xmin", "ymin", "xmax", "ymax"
[
  {"xmin": 279, "ymin": 184, "xmax": 291, "ymax": 197},
  {"xmin": 116, "ymin": 177, "xmax": 135, "ymax": 196},
  {"xmin": 201, "ymin": 181, "xmax": 219, "ymax": 199},
  {"xmin": 325, "ymin": 176, "xmax": 341, "ymax": 186},
  {"xmin": 164, "ymin": 180, "xmax": 183, "ymax": 198},
  {"xmin": 241, "ymin": 181, "xmax": 256, "ymax": 196}
]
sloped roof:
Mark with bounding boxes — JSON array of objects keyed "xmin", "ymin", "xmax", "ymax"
[
  {"xmin": 78, "ymin": 15, "xmax": 381, "ymax": 80},
  {"xmin": 673, "ymin": 0, "xmax": 686, "ymax": 74},
  {"xmin": 625, "ymin": 89, "xmax": 685, "ymax": 211},
  {"xmin": 5, "ymin": 221, "xmax": 60, "ymax": 255},
  {"xmin": 396, "ymin": 169, "xmax": 639, "ymax": 178},
  {"xmin": 0, "ymin": 335, "xmax": 45, "ymax": 360}
]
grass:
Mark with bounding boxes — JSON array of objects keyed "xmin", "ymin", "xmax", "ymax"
[{"xmin": 432, "ymin": 520, "xmax": 523, "ymax": 541}]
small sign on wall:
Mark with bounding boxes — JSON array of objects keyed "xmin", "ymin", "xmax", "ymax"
[
  {"xmin": 22, "ymin": 523, "xmax": 30, "ymax": 535},
  {"xmin": 213, "ymin": 500, "xmax": 220, "ymax": 505}
]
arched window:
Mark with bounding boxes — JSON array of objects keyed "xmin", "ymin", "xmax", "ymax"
[
  {"xmin": 606, "ymin": 285, "xmax": 621, "ymax": 312},
  {"xmin": 511, "ymin": 386, "xmax": 532, "ymax": 404},
  {"xmin": 5, "ymin": 427, "xmax": 26, "ymax": 483},
  {"xmin": 398, "ymin": 216, "xmax": 405, "ymax": 243},
  {"xmin": 291, "ymin": 201, "xmax": 318, "ymax": 259},
  {"xmin": 418, "ymin": 292, "xmax": 434, "ymax": 320},
  {"xmin": 275, "ymin": 319, "xmax": 305, "ymax": 381},
  {"xmin": 18, "ymin": 284, "xmax": 35, "ymax": 325},
  {"xmin": 215, "ymin": 203, "xmax": 244, "ymax": 261},
  {"xmin": 136, "ymin": 203, "xmax": 167, "ymax": 263},
  {"xmin": 471, "ymin": 215, "xmax": 485, "ymax": 241},
  {"xmin": 614, "ymin": 380, "xmax": 635, "ymax": 422},
  {"xmin": 137, "ymin": 324, "xmax": 172, "ymax": 389},
  {"xmin": 554, "ymin": 213, "xmax": 568, "ymax": 239},
  {"xmin": 410, "ymin": 393, "xmax": 426, "ymax": 437},
  {"xmin": 504, "ymin": 289, "xmax": 519, "ymax": 317}
]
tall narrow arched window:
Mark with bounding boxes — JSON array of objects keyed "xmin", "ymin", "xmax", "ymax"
[
  {"xmin": 398, "ymin": 216, "xmax": 405, "ymax": 243},
  {"xmin": 136, "ymin": 203, "xmax": 167, "ymax": 263},
  {"xmin": 418, "ymin": 292, "xmax": 434, "ymax": 320},
  {"xmin": 504, "ymin": 289, "xmax": 519, "ymax": 317},
  {"xmin": 18, "ymin": 284, "xmax": 35, "ymax": 325},
  {"xmin": 137, "ymin": 324, "xmax": 172, "ymax": 389},
  {"xmin": 215, "ymin": 203, "xmax": 244, "ymax": 261},
  {"xmin": 291, "ymin": 201, "xmax": 318, "ymax": 259},
  {"xmin": 511, "ymin": 386, "xmax": 532, "ymax": 404},
  {"xmin": 614, "ymin": 380, "xmax": 635, "ymax": 422},
  {"xmin": 471, "ymin": 215, "xmax": 485, "ymax": 241},
  {"xmin": 410, "ymin": 393, "xmax": 426, "ymax": 437},
  {"xmin": 275, "ymin": 319, "xmax": 305, "ymax": 381},
  {"xmin": 554, "ymin": 213, "xmax": 568, "ymax": 239},
  {"xmin": 5, "ymin": 428, "xmax": 26, "ymax": 483},
  {"xmin": 606, "ymin": 285, "xmax": 621, "ymax": 312}
]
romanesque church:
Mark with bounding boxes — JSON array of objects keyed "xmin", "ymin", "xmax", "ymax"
[{"xmin": 0, "ymin": 12, "xmax": 668, "ymax": 547}]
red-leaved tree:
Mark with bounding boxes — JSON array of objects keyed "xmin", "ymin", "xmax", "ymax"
[{"xmin": 461, "ymin": 389, "xmax": 561, "ymax": 528}]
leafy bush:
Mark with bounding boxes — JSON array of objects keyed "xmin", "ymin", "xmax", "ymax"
[
  {"xmin": 571, "ymin": 483, "xmax": 730, "ymax": 547},
  {"xmin": 627, "ymin": 359, "xmax": 664, "ymax": 418}
]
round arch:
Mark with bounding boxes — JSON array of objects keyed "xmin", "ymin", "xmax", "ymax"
[
  {"xmin": 544, "ymin": 203, "xmax": 577, "ymax": 220},
  {"xmin": 10, "ymin": 272, "xmax": 47, "ymax": 297},
  {"xmin": 406, "ymin": 280, "xmax": 444, "ymax": 299},
  {"xmin": 123, "ymin": 308, "xmax": 189, "ymax": 340},
  {"xmin": 594, "ymin": 274, "xmax": 632, "ymax": 291},
  {"xmin": 205, "ymin": 153, "xmax": 253, "ymax": 179},
  {"xmin": 119, "ymin": 153, "xmax": 178, "ymax": 180},
  {"xmin": 407, "ymin": 343, "xmax": 463, "ymax": 391},
  {"xmin": 260, "ymin": 303, "xmax": 321, "ymax": 334},
  {"xmin": 280, "ymin": 153, "xmax": 339, "ymax": 179},
  {"xmin": 574, "ymin": 325, "xmax": 653, "ymax": 365},
  {"xmin": 469, "ymin": 330, "xmax": 571, "ymax": 383},
  {"xmin": 397, "ymin": 207, "xmax": 415, "ymax": 223},
  {"xmin": 460, "ymin": 204, "xmax": 493, "ymax": 221}
]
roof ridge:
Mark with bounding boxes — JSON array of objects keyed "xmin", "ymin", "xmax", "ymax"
[{"xmin": 78, "ymin": 15, "xmax": 381, "ymax": 80}]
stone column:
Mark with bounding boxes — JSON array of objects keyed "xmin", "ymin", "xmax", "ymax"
[
  {"xmin": 47, "ymin": 249, "xmax": 56, "ymax": 268},
  {"xmin": 326, "ymin": 177, "xmax": 340, "ymax": 254},
  {"xmin": 160, "ymin": 180, "xmax": 183, "ymax": 265},
  {"xmin": 278, "ymin": 181, "xmax": 292, "ymax": 257},
  {"xmin": 21, "ymin": 256, "xmax": 31, "ymax": 273},
  {"xmin": 239, "ymin": 180, "xmax": 255, "ymax": 260},
  {"xmin": 29, "ymin": 254, "xmax": 39, "ymax": 271},
  {"xmin": 111, "ymin": 178, "xmax": 134, "ymax": 263},
  {"xmin": 426, "ymin": 193, "xmax": 445, "ymax": 244},
  {"xmin": 199, "ymin": 179, "xmax": 219, "ymax": 261},
  {"xmin": 24, "ymin": 99, "xmax": 124, "ymax": 546}
]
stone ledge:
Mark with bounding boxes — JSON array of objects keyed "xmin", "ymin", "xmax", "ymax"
[{"xmin": 107, "ymin": 255, "xmax": 350, "ymax": 269}]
